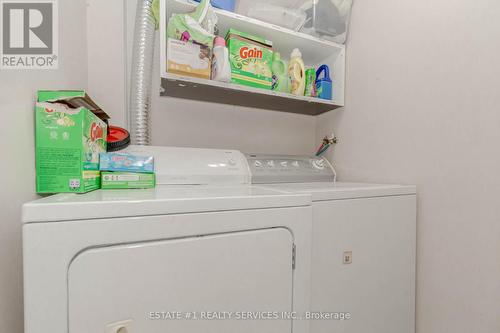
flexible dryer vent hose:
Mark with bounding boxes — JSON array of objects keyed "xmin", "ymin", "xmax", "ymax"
[{"xmin": 129, "ymin": 0, "xmax": 156, "ymax": 145}]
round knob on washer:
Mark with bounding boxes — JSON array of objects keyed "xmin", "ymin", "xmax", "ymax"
[{"xmin": 312, "ymin": 159, "xmax": 326, "ymax": 170}]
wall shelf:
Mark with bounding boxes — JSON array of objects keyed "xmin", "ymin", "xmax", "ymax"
[
  {"xmin": 161, "ymin": 73, "xmax": 341, "ymax": 115},
  {"xmin": 160, "ymin": 0, "xmax": 346, "ymax": 115}
]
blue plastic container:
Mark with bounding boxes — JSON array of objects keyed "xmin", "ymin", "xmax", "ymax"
[
  {"xmin": 316, "ymin": 65, "xmax": 333, "ymax": 100},
  {"xmin": 193, "ymin": 0, "xmax": 236, "ymax": 12}
]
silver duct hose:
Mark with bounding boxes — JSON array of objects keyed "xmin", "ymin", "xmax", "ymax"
[{"xmin": 129, "ymin": 0, "xmax": 156, "ymax": 145}]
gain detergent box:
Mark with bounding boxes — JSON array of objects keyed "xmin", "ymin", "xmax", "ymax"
[
  {"xmin": 225, "ymin": 29, "xmax": 273, "ymax": 90},
  {"xmin": 35, "ymin": 91, "xmax": 108, "ymax": 194}
]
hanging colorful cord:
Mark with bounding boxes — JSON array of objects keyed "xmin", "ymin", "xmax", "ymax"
[{"xmin": 316, "ymin": 134, "xmax": 338, "ymax": 157}]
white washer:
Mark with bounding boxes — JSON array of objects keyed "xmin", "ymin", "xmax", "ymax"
[
  {"xmin": 22, "ymin": 147, "xmax": 312, "ymax": 333},
  {"xmin": 246, "ymin": 154, "xmax": 417, "ymax": 333}
]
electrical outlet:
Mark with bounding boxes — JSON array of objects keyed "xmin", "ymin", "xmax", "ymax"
[
  {"xmin": 106, "ymin": 319, "xmax": 133, "ymax": 333},
  {"xmin": 343, "ymin": 251, "xmax": 352, "ymax": 264}
]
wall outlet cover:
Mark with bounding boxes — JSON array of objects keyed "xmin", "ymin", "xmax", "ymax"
[{"xmin": 343, "ymin": 251, "xmax": 352, "ymax": 264}]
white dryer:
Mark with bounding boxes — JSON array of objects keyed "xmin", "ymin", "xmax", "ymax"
[
  {"xmin": 246, "ymin": 154, "xmax": 417, "ymax": 333},
  {"xmin": 22, "ymin": 147, "xmax": 312, "ymax": 333}
]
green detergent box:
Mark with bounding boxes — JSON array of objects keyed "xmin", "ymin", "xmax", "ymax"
[
  {"xmin": 101, "ymin": 172, "xmax": 156, "ymax": 189},
  {"xmin": 35, "ymin": 91, "xmax": 108, "ymax": 194},
  {"xmin": 225, "ymin": 29, "xmax": 273, "ymax": 90}
]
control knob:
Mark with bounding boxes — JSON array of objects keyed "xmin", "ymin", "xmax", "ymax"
[{"xmin": 312, "ymin": 159, "xmax": 326, "ymax": 170}]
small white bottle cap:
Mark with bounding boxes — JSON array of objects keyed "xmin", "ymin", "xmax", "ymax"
[{"xmin": 291, "ymin": 48, "xmax": 302, "ymax": 59}]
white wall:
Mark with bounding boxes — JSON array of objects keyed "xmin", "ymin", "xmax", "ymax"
[
  {"xmin": 87, "ymin": 0, "xmax": 317, "ymax": 156},
  {"xmin": 87, "ymin": 0, "xmax": 128, "ymax": 127},
  {"xmin": 317, "ymin": 1, "xmax": 500, "ymax": 332},
  {"xmin": 0, "ymin": 1, "xmax": 89, "ymax": 332}
]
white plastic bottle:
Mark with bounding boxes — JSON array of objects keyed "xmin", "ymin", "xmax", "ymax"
[
  {"xmin": 288, "ymin": 48, "xmax": 306, "ymax": 96},
  {"xmin": 211, "ymin": 37, "xmax": 231, "ymax": 82}
]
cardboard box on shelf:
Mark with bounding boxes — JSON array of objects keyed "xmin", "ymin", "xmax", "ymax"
[
  {"xmin": 167, "ymin": 38, "xmax": 212, "ymax": 79},
  {"xmin": 225, "ymin": 29, "xmax": 273, "ymax": 90}
]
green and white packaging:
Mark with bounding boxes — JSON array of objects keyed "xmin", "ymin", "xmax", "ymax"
[
  {"xmin": 166, "ymin": 0, "xmax": 215, "ymax": 46},
  {"xmin": 35, "ymin": 91, "xmax": 108, "ymax": 194},
  {"xmin": 101, "ymin": 172, "xmax": 156, "ymax": 189},
  {"xmin": 225, "ymin": 29, "xmax": 273, "ymax": 90}
]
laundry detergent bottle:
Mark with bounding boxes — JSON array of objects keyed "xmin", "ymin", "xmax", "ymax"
[
  {"xmin": 288, "ymin": 48, "xmax": 306, "ymax": 96},
  {"xmin": 211, "ymin": 37, "xmax": 231, "ymax": 82},
  {"xmin": 272, "ymin": 52, "xmax": 290, "ymax": 93},
  {"xmin": 316, "ymin": 64, "xmax": 333, "ymax": 100}
]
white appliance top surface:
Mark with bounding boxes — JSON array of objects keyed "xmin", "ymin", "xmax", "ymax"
[
  {"xmin": 259, "ymin": 182, "xmax": 417, "ymax": 201},
  {"xmin": 23, "ymin": 185, "xmax": 310, "ymax": 223}
]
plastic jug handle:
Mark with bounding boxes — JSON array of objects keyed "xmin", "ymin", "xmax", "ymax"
[{"xmin": 316, "ymin": 65, "xmax": 330, "ymax": 81}]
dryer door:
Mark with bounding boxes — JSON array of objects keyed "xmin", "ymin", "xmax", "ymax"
[{"xmin": 68, "ymin": 228, "xmax": 294, "ymax": 333}]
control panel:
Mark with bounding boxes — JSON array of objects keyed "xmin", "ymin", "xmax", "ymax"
[{"xmin": 246, "ymin": 154, "xmax": 336, "ymax": 184}]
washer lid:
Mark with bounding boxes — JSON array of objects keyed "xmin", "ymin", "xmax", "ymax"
[
  {"xmin": 22, "ymin": 186, "xmax": 310, "ymax": 223},
  {"xmin": 260, "ymin": 182, "xmax": 417, "ymax": 201}
]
